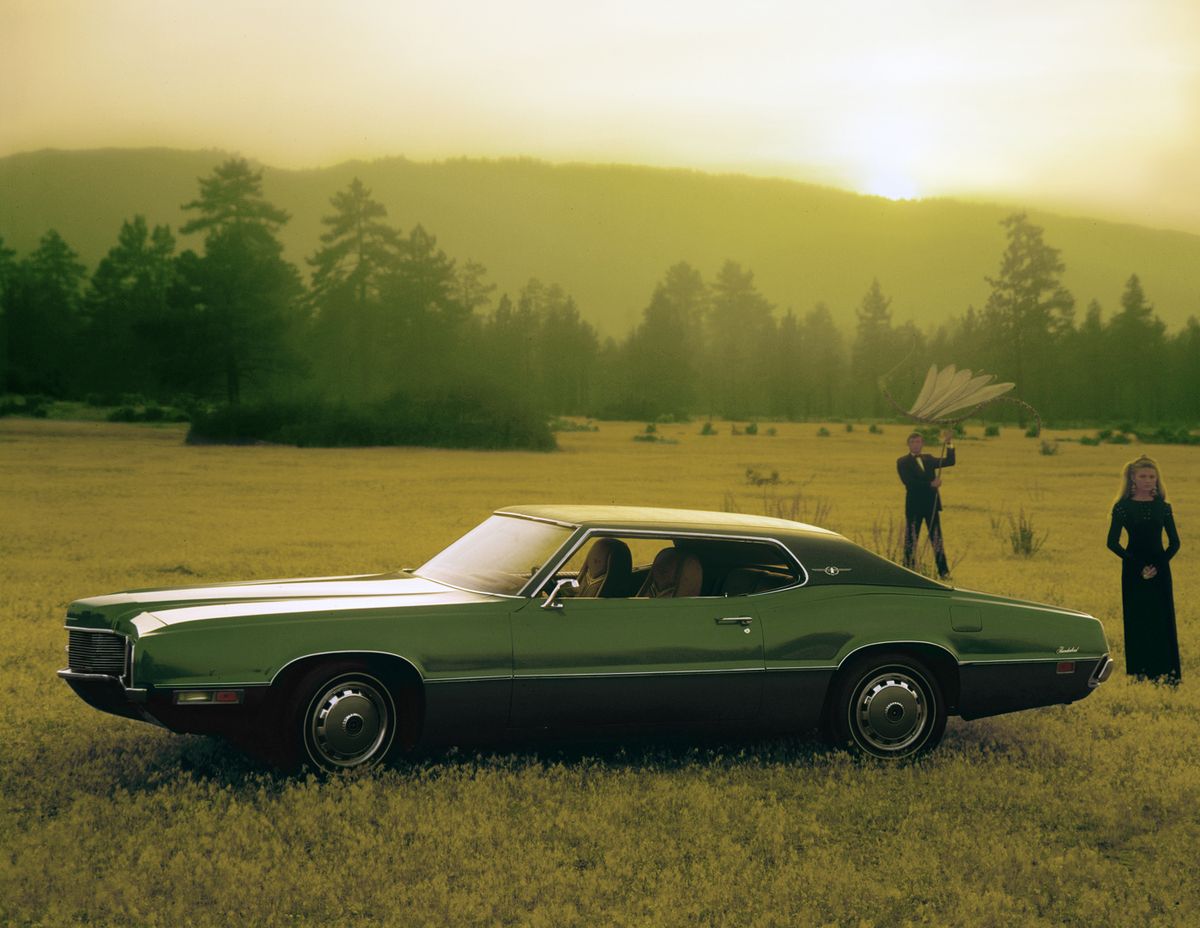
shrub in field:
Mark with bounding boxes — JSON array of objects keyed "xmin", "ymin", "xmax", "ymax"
[
  {"xmin": 549, "ymin": 417, "xmax": 598, "ymax": 432},
  {"xmin": 845, "ymin": 422, "xmax": 854, "ymax": 432},
  {"xmin": 745, "ymin": 422, "xmax": 758, "ymax": 435},
  {"xmin": 0, "ymin": 394, "xmax": 51, "ymax": 418},
  {"xmin": 984, "ymin": 424, "xmax": 1000, "ymax": 437},
  {"xmin": 851, "ymin": 511, "xmax": 965, "ymax": 578},
  {"xmin": 744, "ymin": 468, "xmax": 780, "ymax": 486},
  {"xmin": 699, "ymin": 421, "xmax": 716, "ymax": 436},
  {"xmin": 187, "ymin": 389, "xmax": 556, "ymax": 450},
  {"xmin": 106, "ymin": 405, "xmax": 140, "ymax": 422},
  {"xmin": 724, "ymin": 488, "xmax": 832, "ymax": 524},
  {"xmin": 107, "ymin": 403, "xmax": 192, "ymax": 423},
  {"xmin": 817, "ymin": 427, "xmax": 831, "ymax": 437},
  {"xmin": 868, "ymin": 423, "xmax": 882, "ymax": 434},
  {"xmin": 1004, "ymin": 507, "xmax": 1048, "ymax": 557},
  {"xmin": 1025, "ymin": 423, "xmax": 1040, "ymax": 437},
  {"xmin": 1138, "ymin": 425, "xmax": 1200, "ymax": 445},
  {"xmin": 1039, "ymin": 440, "xmax": 1059, "ymax": 456}
]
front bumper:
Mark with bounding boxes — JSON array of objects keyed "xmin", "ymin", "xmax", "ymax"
[
  {"xmin": 57, "ymin": 669, "xmax": 152, "ymax": 723},
  {"xmin": 58, "ymin": 669, "xmax": 271, "ymax": 736}
]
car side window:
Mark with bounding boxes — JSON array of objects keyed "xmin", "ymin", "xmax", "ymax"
[{"xmin": 553, "ymin": 534, "xmax": 799, "ymax": 599}]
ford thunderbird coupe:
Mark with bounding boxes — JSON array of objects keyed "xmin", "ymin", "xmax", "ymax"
[{"xmin": 60, "ymin": 505, "xmax": 1112, "ymax": 770}]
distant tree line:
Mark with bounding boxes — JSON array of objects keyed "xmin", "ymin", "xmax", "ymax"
[{"xmin": 2, "ymin": 158, "xmax": 1198, "ymax": 433}]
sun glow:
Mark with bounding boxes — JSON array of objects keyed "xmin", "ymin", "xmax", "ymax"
[
  {"xmin": 4, "ymin": 0, "xmax": 1200, "ymax": 231},
  {"xmin": 837, "ymin": 109, "xmax": 928, "ymax": 201},
  {"xmin": 861, "ymin": 167, "xmax": 921, "ymax": 201}
]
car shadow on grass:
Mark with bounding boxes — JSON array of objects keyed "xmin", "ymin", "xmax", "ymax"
[
  {"xmin": 406, "ymin": 730, "xmax": 841, "ymax": 774},
  {"xmin": 60, "ymin": 720, "xmax": 1018, "ymax": 793}
]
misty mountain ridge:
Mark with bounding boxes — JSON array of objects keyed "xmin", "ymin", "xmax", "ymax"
[{"xmin": 2, "ymin": 146, "xmax": 1198, "ymax": 335}]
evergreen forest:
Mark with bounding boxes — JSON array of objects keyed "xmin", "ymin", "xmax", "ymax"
[{"xmin": 2, "ymin": 158, "xmax": 1198, "ymax": 446}]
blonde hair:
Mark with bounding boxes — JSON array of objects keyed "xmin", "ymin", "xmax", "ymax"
[{"xmin": 1116, "ymin": 455, "xmax": 1167, "ymax": 505}]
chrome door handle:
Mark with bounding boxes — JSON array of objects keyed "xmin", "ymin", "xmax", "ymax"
[{"xmin": 716, "ymin": 616, "xmax": 753, "ymax": 626}]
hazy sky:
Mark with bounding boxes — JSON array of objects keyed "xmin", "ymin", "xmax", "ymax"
[{"xmin": 5, "ymin": 0, "xmax": 1200, "ymax": 232}]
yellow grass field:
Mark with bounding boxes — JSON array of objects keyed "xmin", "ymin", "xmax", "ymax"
[{"xmin": 1, "ymin": 418, "xmax": 1196, "ymax": 927}]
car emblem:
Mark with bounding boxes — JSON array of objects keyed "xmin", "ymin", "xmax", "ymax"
[
  {"xmin": 1056, "ymin": 646, "xmax": 1079, "ymax": 654},
  {"xmin": 821, "ymin": 566, "xmax": 851, "ymax": 576}
]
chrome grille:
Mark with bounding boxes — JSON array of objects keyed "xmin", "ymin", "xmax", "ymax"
[{"xmin": 68, "ymin": 630, "xmax": 128, "ymax": 675}]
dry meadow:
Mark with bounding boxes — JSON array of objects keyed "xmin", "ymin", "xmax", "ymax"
[{"xmin": 1, "ymin": 417, "xmax": 1196, "ymax": 927}]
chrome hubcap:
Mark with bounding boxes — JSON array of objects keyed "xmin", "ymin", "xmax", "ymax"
[
  {"xmin": 853, "ymin": 670, "xmax": 929, "ymax": 754},
  {"xmin": 309, "ymin": 678, "xmax": 391, "ymax": 768}
]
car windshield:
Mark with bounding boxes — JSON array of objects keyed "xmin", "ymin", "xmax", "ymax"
[{"xmin": 415, "ymin": 514, "xmax": 575, "ymax": 596}]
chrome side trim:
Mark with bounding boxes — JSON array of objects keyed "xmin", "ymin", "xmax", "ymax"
[
  {"xmin": 958, "ymin": 655, "xmax": 1106, "ymax": 665},
  {"xmin": 514, "ymin": 667, "xmax": 763, "ymax": 680},
  {"xmin": 524, "ymin": 527, "xmax": 809, "ymax": 598},
  {"xmin": 425, "ymin": 674, "xmax": 513, "ymax": 685},
  {"xmin": 493, "ymin": 510, "xmax": 581, "ymax": 529},
  {"xmin": 833, "ymin": 639, "xmax": 959, "ymax": 671},
  {"xmin": 267, "ymin": 649, "xmax": 427, "ymax": 686},
  {"xmin": 767, "ymin": 653, "xmax": 1105, "ymax": 673}
]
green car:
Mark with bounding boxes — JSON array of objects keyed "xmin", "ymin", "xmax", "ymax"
[{"xmin": 60, "ymin": 505, "xmax": 1111, "ymax": 769}]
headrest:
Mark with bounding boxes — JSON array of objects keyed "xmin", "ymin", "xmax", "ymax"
[
  {"xmin": 644, "ymin": 548, "xmax": 703, "ymax": 597},
  {"xmin": 577, "ymin": 538, "xmax": 633, "ymax": 597}
]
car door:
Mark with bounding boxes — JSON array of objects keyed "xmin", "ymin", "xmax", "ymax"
[{"xmin": 509, "ymin": 594, "xmax": 764, "ymax": 729}]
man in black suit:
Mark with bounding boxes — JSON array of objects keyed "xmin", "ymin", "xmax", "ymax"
[{"xmin": 897, "ymin": 429, "xmax": 956, "ymax": 579}]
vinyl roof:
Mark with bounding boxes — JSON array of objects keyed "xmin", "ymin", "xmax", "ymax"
[{"xmin": 496, "ymin": 504, "xmax": 837, "ymax": 536}]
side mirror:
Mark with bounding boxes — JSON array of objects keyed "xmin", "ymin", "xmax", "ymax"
[{"xmin": 542, "ymin": 577, "xmax": 579, "ymax": 610}]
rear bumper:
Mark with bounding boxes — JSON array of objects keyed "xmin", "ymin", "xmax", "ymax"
[
  {"xmin": 958, "ymin": 654, "xmax": 1111, "ymax": 721},
  {"xmin": 1089, "ymin": 655, "xmax": 1114, "ymax": 687}
]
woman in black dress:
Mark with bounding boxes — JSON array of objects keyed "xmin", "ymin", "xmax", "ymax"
[{"xmin": 1106, "ymin": 456, "xmax": 1181, "ymax": 683}]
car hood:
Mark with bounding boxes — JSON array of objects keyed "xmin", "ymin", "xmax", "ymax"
[{"xmin": 67, "ymin": 572, "xmax": 501, "ymax": 633}]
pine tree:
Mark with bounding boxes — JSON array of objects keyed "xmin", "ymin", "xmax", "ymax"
[
  {"xmin": 180, "ymin": 159, "xmax": 290, "ymax": 237},
  {"xmin": 706, "ymin": 260, "xmax": 775, "ymax": 418},
  {"xmin": 626, "ymin": 262, "xmax": 707, "ymax": 418},
  {"xmin": 84, "ymin": 216, "xmax": 176, "ymax": 395},
  {"xmin": 178, "ymin": 160, "xmax": 301, "ymax": 404},
  {"xmin": 1108, "ymin": 274, "xmax": 1166, "ymax": 421},
  {"xmin": 307, "ymin": 178, "xmax": 401, "ymax": 400},
  {"xmin": 850, "ymin": 278, "xmax": 894, "ymax": 417},
  {"xmin": 0, "ymin": 237, "xmax": 17, "ymax": 391},
  {"xmin": 982, "ymin": 213, "xmax": 1074, "ymax": 417},
  {"xmin": 4, "ymin": 230, "xmax": 87, "ymax": 394},
  {"xmin": 800, "ymin": 303, "xmax": 845, "ymax": 418}
]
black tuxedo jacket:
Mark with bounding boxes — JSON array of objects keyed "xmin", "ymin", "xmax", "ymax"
[{"xmin": 896, "ymin": 446, "xmax": 955, "ymax": 517}]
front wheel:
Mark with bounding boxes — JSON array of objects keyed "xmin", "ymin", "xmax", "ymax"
[
  {"xmin": 293, "ymin": 667, "xmax": 399, "ymax": 773},
  {"xmin": 829, "ymin": 654, "xmax": 946, "ymax": 759}
]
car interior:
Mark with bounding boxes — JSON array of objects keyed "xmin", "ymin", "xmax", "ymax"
[{"xmin": 556, "ymin": 535, "xmax": 800, "ymax": 599}]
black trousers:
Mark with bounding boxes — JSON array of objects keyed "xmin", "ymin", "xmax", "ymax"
[{"xmin": 904, "ymin": 510, "xmax": 949, "ymax": 577}]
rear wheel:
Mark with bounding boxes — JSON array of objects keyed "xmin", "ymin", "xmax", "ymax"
[
  {"xmin": 292, "ymin": 666, "xmax": 399, "ymax": 773},
  {"xmin": 829, "ymin": 653, "xmax": 946, "ymax": 759}
]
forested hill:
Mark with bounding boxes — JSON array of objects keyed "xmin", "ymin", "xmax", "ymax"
[{"xmin": 3, "ymin": 147, "xmax": 1199, "ymax": 333}]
